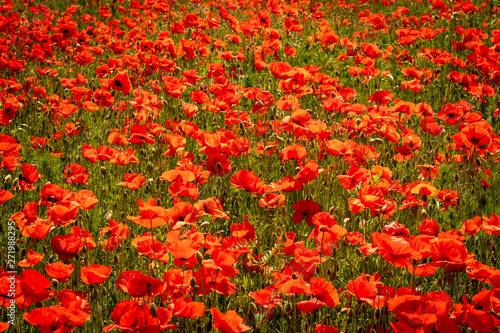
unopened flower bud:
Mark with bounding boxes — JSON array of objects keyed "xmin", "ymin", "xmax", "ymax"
[
  {"xmin": 150, "ymin": 302, "xmax": 157, "ymax": 318},
  {"xmin": 195, "ymin": 251, "xmax": 204, "ymax": 264}
]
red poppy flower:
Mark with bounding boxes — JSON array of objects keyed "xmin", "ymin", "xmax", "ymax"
[
  {"xmin": 51, "ymin": 233, "xmax": 83, "ymax": 260},
  {"xmin": 169, "ymin": 239, "xmax": 198, "ymax": 268},
  {"xmin": 167, "ymin": 201, "xmax": 200, "ymax": 229},
  {"xmin": 292, "ymin": 200, "xmax": 322, "ymax": 225},
  {"xmin": 48, "ymin": 200, "xmax": 79, "ymax": 226},
  {"xmin": 45, "ymin": 262, "xmax": 75, "ymax": 284},
  {"xmin": 64, "ymin": 163, "xmax": 89, "ymax": 185},
  {"xmin": 127, "ymin": 198, "xmax": 169, "ymax": 228},
  {"xmin": 194, "ymin": 267, "xmax": 236, "ymax": 296},
  {"xmin": 100, "ymin": 219, "xmax": 130, "ymax": 251},
  {"xmin": 418, "ymin": 218, "xmax": 440, "ymax": 236},
  {"xmin": 18, "ymin": 269, "xmax": 53, "ymax": 309},
  {"xmin": 249, "ymin": 287, "xmax": 282, "ymax": 310},
  {"xmin": 39, "ymin": 184, "xmax": 73, "ymax": 207},
  {"xmin": 202, "ymin": 248, "xmax": 239, "ymax": 278},
  {"xmin": 0, "ymin": 189, "xmax": 13, "ymax": 205},
  {"xmin": 24, "ymin": 305, "xmax": 90, "ymax": 332},
  {"xmin": 315, "ymin": 324, "xmax": 339, "ymax": 333},
  {"xmin": 103, "ymin": 300, "xmax": 177, "ymax": 332},
  {"xmin": 310, "ymin": 277, "xmax": 340, "ymax": 308},
  {"xmin": 280, "ymin": 144, "xmax": 307, "ymax": 163},
  {"xmin": 210, "ymin": 307, "xmax": 251, "ymax": 333},
  {"xmin": 308, "ymin": 212, "xmax": 347, "ymax": 244},
  {"xmin": 17, "ymin": 163, "xmax": 41, "ymax": 191},
  {"xmin": 346, "ymin": 274, "xmax": 388, "ymax": 308},
  {"xmin": 297, "ymin": 299, "xmax": 326, "ymax": 313},
  {"xmin": 74, "ymin": 190, "xmax": 99, "ymax": 210},
  {"xmin": 117, "ymin": 173, "xmax": 146, "ymax": 190},
  {"xmin": 172, "ymin": 297, "xmax": 205, "ymax": 319},
  {"xmin": 230, "ymin": 170, "xmax": 268, "ymax": 194},
  {"xmin": 133, "ymin": 235, "xmax": 170, "ymax": 263},
  {"xmin": 81, "ymin": 265, "xmax": 112, "ymax": 285},
  {"xmin": 116, "ymin": 270, "xmax": 166, "ymax": 298},
  {"xmin": 205, "ymin": 153, "xmax": 232, "ymax": 177},
  {"xmin": 18, "ymin": 249, "xmax": 44, "ymax": 268},
  {"xmin": 258, "ymin": 193, "xmax": 285, "ymax": 210},
  {"xmin": 369, "ymin": 90, "xmax": 394, "ymax": 105},
  {"xmin": 110, "ymin": 71, "xmax": 132, "ymax": 95},
  {"xmin": 168, "ymin": 181, "xmax": 200, "ymax": 200},
  {"xmin": 431, "ymin": 238, "xmax": 470, "ymax": 273}
]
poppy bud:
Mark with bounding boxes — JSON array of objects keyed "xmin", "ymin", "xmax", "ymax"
[
  {"xmin": 195, "ymin": 251, "xmax": 204, "ymax": 264},
  {"xmin": 150, "ymin": 302, "xmax": 157, "ymax": 318},
  {"xmin": 359, "ymin": 132, "xmax": 366, "ymax": 141},
  {"xmin": 193, "ymin": 285, "xmax": 200, "ymax": 294},
  {"xmin": 240, "ymin": 285, "xmax": 247, "ymax": 294},
  {"xmin": 281, "ymin": 206, "xmax": 287, "ymax": 217},
  {"xmin": 116, "ymin": 244, "xmax": 122, "ymax": 253},
  {"xmin": 102, "ymin": 288, "xmax": 107, "ymax": 296},
  {"xmin": 151, "ymin": 147, "xmax": 156, "ymax": 154},
  {"xmin": 200, "ymin": 221, "xmax": 210, "ymax": 228},
  {"xmin": 277, "ymin": 303, "xmax": 284, "ymax": 314},
  {"xmin": 114, "ymin": 254, "xmax": 119, "ymax": 264},
  {"xmin": 92, "ymin": 287, "xmax": 99, "ymax": 299},
  {"xmin": 3, "ymin": 174, "xmax": 11, "ymax": 185},
  {"xmin": 52, "ymin": 279, "xmax": 59, "ymax": 288},
  {"xmin": 329, "ymin": 270, "xmax": 337, "ymax": 282},
  {"xmin": 281, "ymin": 233, "xmax": 287, "ymax": 243},
  {"xmin": 355, "ymin": 248, "xmax": 363, "ymax": 257},
  {"xmin": 292, "ymin": 272, "xmax": 299, "ymax": 279},
  {"xmin": 327, "ymin": 268, "xmax": 332, "ymax": 276},
  {"xmin": 205, "ymin": 321, "xmax": 212, "ymax": 332},
  {"xmin": 487, "ymin": 238, "xmax": 492, "ymax": 249},
  {"xmin": 421, "ymin": 209, "xmax": 427, "ymax": 218},
  {"xmin": 315, "ymin": 265, "xmax": 321, "ymax": 275},
  {"xmin": 190, "ymin": 277, "xmax": 196, "ymax": 288},
  {"xmin": 343, "ymin": 218, "xmax": 350, "ymax": 226},
  {"xmin": 285, "ymin": 302, "xmax": 293, "ymax": 314},
  {"xmin": 249, "ymin": 302, "xmax": 258, "ymax": 313}
]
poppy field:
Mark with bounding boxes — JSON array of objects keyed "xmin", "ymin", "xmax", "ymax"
[{"xmin": 2, "ymin": 0, "xmax": 500, "ymax": 331}]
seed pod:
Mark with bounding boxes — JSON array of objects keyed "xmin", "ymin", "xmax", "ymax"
[
  {"xmin": 281, "ymin": 233, "xmax": 287, "ymax": 243},
  {"xmin": 195, "ymin": 251, "xmax": 204, "ymax": 264},
  {"xmin": 150, "ymin": 302, "xmax": 157, "ymax": 318},
  {"xmin": 281, "ymin": 206, "xmax": 287, "ymax": 217},
  {"xmin": 285, "ymin": 302, "xmax": 293, "ymax": 314}
]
